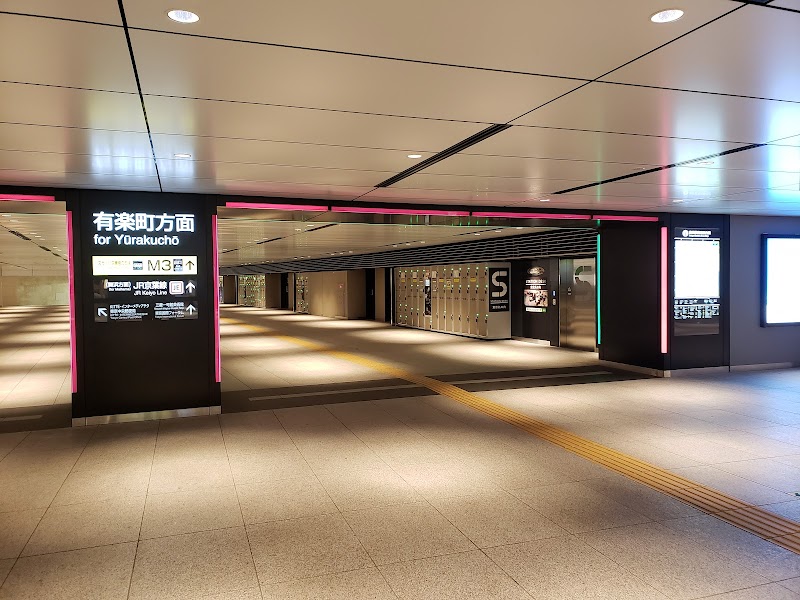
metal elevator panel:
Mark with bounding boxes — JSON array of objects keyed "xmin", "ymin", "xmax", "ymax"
[{"xmin": 558, "ymin": 257, "xmax": 597, "ymax": 352}]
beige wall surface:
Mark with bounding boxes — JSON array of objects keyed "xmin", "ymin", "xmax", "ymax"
[
  {"xmin": 300, "ymin": 270, "xmax": 365, "ymax": 319},
  {"xmin": 0, "ymin": 276, "xmax": 69, "ymax": 307}
]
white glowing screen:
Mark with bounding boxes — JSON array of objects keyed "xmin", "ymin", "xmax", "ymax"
[{"xmin": 765, "ymin": 237, "xmax": 800, "ymax": 325}]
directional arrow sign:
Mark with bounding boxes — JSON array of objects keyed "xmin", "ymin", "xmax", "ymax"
[
  {"xmin": 98, "ymin": 307, "xmax": 108, "ymax": 317},
  {"xmin": 186, "ymin": 260, "xmax": 195, "ymax": 270},
  {"xmin": 186, "ymin": 281, "xmax": 196, "ymax": 293},
  {"xmin": 185, "ymin": 304, "xmax": 197, "ymax": 314}
]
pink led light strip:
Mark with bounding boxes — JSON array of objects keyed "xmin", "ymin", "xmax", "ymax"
[
  {"xmin": 212, "ymin": 215, "xmax": 222, "ymax": 383},
  {"xmin": 471, "ymin": 211, "xmax": 592, "ymax": 220},
  {"xmin": 333, "ymin": 206, "xmax": 469, "ymax": 217},
  {"xmin": 0, "ymin": 194, "xmax": 55, "ymax": 202},
  {"xmin": 661, "ymin": 226, "xmax": 669, "ymax": 354},
  {"xmin": 66, "ymin": 211, "xmax": 78, "ymax": 393},
  {"xmin": 225, "ymin": 202, "xmax": 328, "ymax": 212},
  {"xmin": 593, "ymin": 214, "xmax": 660, "ymax": 222}
]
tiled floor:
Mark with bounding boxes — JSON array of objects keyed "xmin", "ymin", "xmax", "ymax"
[
  {"xmin": 3, "ymin": 388, "xmax": 800, "ymax": 599},
  {"xmin": 3, "ymin": 307, "xmax": 800, "ymax": 597},
  {"xmin": 0, "ymin": 306, "xmax": 71, "ymax": 429}
]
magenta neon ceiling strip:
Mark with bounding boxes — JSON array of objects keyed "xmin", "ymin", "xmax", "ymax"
[
  {"xmin": 592, "ymin": 215, "xmax": 660, "ymax": 222},
  {"xmin": 0, "ymin": 194, "xmax": 56, "ymax": 202},
  {"xmin": 212, "ymin": 214, "xmax": 222, "ymax": 383},
  {"xmin": 660, "ymin": 226, "xmax": 669, "ymax": 355},
  {"xmin": 225, "ymin": 201, "xmax": 328, "ymax": 212},
  {"xmin": 66, "ymin": 211, "xmax": 78, "ymax": 394},
  {"xmin": 332, "ymin": 206, "xmax": 470, "ymax": 217},
  {"xmin": 471, "ymin": 211, "xmax": 592, "ymax": 220}
]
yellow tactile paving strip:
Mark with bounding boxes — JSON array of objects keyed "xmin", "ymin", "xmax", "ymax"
[{"xmin": 224, "ymin": 317, "xmax": 800, "ymax": 554}]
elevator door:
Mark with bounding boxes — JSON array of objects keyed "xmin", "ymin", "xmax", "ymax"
[{"xmin": 558, "ymin": 257, "xmax": 597, "ymax": 352}]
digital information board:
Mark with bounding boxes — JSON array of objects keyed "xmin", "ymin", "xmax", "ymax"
[
  {"xmin": 674, "ymin": 228, "xmax": 721, "ymax": 336},
  {"xmin": 763, "ymin": 236, "xmax": 800, "ymax": 325},
  {"xmin": 523, "ymin": 266, "xmax": 549, "ymax": 313}
]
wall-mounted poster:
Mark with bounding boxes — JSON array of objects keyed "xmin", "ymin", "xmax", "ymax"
[
  {"xmin": 762, "ymin": 235, "xmax": 800, "ymax": 326},
  {"xmin": 523, "ymin": 266, "xmax": 548, "ymax": 313},
  {"xmin": 674, "ymin": 228, "xmax": 721, "ymax": 336}
]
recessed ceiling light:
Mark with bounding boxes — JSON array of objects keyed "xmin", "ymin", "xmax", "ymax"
[
  {"xmin": 651, "ymin": 9, "xmax": 684, "ymax": 23},
  {"xmin": 167, "ymin": 9, "xmax": 200, "ymax": 24},
  {"xmin": 474, "ymin": 233, "xmax": 481, "ymax": 236},
  {"xmin": 515, "ymin": 227, "xmax": 524, "ymax": 230},
  {"xmin": 540, "ymin": 198, "xmax": 551, "ymax": 202},
  {"xmin": 173, "ymin": 153, "xmax": 192, "ymax": 159},
  {"xmin": 693, "ymin": 160, "xmax": 715, "ymax": 166},
  {"xmin": 407, "ymin": 154, "xmax": 422, "ymax": 159},
  {"xmin": 294, "ymin": 228, "xmax": 302, "ymax": 231}
]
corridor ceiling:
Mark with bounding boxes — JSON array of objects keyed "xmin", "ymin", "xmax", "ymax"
[{"xmin": 1, "ymin": 1, "xmax": 800, "ymax": 215}]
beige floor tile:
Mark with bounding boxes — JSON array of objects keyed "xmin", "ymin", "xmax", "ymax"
[
  {"xmin": 672, "ymin": 465, "xmax": 794, "ymax": 505},
  {"xmin": 228, "ymin": 449, "xmax": 312, "ymax": 485},
  {"xmin": 577, "ymin": 522, "xmax": 768, "ymax": 599},
  {"xmin": 783, "ymin": 577, "xmax": 800, "ymax": 594},
  {"xmin": 0, "ymin": 542, "xmax": 136, "ymax": 600},
  {"xmin": 389, "ymin": 460, "xmax": 503, "ymax": 500},
  {"xmin": 197, "ymin": 589, "xmax": 262, "ymax": 600},
  {"xmin": 0, "ymin": 508, "xmax": 44, "ymax": 559},
  {"xmin": 22, "ymin": 495, "xmax": 144, "ymax": 556},
  {"xmin": 129, "ymin": 527, "xmax": 258, "ymax": 600},
  {"xmin": 662, "ymin": 514, "xmax": 800, "ymax": 581},
  {"xmin": 237, "ymin": 477, "xmax": 338, "ymax": 524},
  {"xmin": 52, "ymin": 464, "xmax": 150, "ymax": 506},
  {"xmin": 261, "ymin": 567, "xmax": 396, "ymax": 600},
  {"xmin": 717, "ymin": 458, "xmax": 800, "ymax": 494},
  {"xmin": 324, "ymin": 401, "xmax": 398, "ymax": 426},
  {"xmin": 223, "ymin": 430, "xmax": 297, "ymax": 456},
  {"xmin": 485, "ymin": 535, "xmax": 662, "ymax": 599},
  {"xmin": 247, "ymin": 513, "xmax": 372, "ymax": 585},
  {"xmin": 511, "ymin": 482, "xmax": 651, "ymax": 534},
  {"xmin": 429, "ymin": 489, "xmax": 566, "ymax": 548},
  {"xmin": 275, "ymin": 406, "xmax": 340, "ymax": 430},
  {"xmin": 141, "ymin": 486, "xmax": 243, "ymax": 540},
  {"xmin": 705, "ymin": 584, "xmax": 800, "ymax": 599},
  {"xmin": 0, "ymin": 471, "xmax": 66, "ymax": 512},
  {"xmin": 343, "ymin": 502, "xmax": 474, "ymax": 565},
  {"xmin": 148, "ymin": 456, "xmax": 233, "ymax": 494},
  {"xmin": 380, "ymin": 550, "xmax": 530, "ymax": 600},
  {"xmin": 0, "ymin": 432, "xmax": 27, "ymax": 460},
  {"xmin": 0, "ymin": 559, "xmax": 12, "ymax": 587},
  {"xmin": 318, "ymin": 467, "xmax": 423, "ymax": 511},
  {"xmin": 582, "ymin": 474, "xmax": 703, "ymax": 521}
]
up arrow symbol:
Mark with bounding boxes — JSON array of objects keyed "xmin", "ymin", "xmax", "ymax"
[
  {"xmin": 186, "ymin": 281, "xmax": 196, "ymax": 293},
  {"xmin": 186, "ymin": 260, "xmax": 195, "ymax": 270},
  {"xmin": 185, "ymin": 304, "xmax": 197, "ymax": 314}
]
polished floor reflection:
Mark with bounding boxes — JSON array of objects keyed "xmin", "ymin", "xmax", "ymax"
[{"xmin": 0, "ymin": 306, "xmax": 71, "ymax": 431}]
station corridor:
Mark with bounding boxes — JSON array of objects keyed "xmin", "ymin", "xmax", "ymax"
[{"xmin": 3, "ymin": 307, "xmax": 800, "ymax": 599}]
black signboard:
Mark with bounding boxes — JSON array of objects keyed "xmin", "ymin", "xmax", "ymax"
[
  {"xmin": 673, "ymin": 227, "xmax": 721, "ymax": 336},
  {"xmin": 71, "ymin": 191, "xmax": 218, "ymax": 417},
  {"xmin": 489, "ymin": 267, "xmax": 510, "ymax": 312}
]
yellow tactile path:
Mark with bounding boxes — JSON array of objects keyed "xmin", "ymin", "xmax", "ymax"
[{"xmin": 223, "ymin": 317, "xmax": 800, "ymax": 554}]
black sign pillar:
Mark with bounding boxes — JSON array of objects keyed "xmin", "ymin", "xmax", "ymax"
[{"xmin": 68, "ymin": 191, "xmax": 220, "ymax": 420}]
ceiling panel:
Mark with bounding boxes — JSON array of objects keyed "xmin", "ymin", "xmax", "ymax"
[
  {"xmin": 0, "ymin": 83, "xmax": 147, "ymax": 132},
  {"xmin": 162, "ymin": 178, "xmax": 370, "ymax": 200},
  {"xmin": 159, "ymin": 162, "xmax": 388, "ymax": 187},
  {"xmin": 358, "ymin": 187, "xmax": 547, "ymax": 207},
  {"xmin": 423, "ymin": 153, "xmax": 651, "ymax": 182},
  {"xmin": 124, "ymin": 0, "xmax": 732, "ymax": 80},
  {"xmin": 0, "ymin": 123, "xmax": 153, "ymax": 157},
  {"xmin": 458, "ymin": 125, "xmax": 741, "ymax": 167},
  {"xmin": 0, "ymin": 150, "xmax": 156, "ymax": 178},
  {"xmin": 612, "ymin": 165, "xmax": 800, "ymax": 191},
  {"xmin": 0, "ymin": 0, "xmax": 122, "ymax": 24},
  {"xmin": 152, "ymin": 136, "xmax": 441, "ymax": 173},
  {"xmin": 514, "ymin": 81, "xmax": 800, "ymax": 144},
  {"xmin": 0, "ymin": 14, "xmax": 136, "ymax": 91},
  {"xmin": 0, "ymin": 170, "xmax": 160, "ymax": 191},
  {"xmin": 395, "ymin": 172, "xmax": 581, "ymax": 195},
  {"xmin": 771, "ymin": 1, "xmax": 800, "ymax": 8},
  {"xmin": 603, "ymin": 6, "xmax": 800, "ymax": 102},
  {"xmin": 130, "ymin": 30, "xmax": 577, "ymax": 123},
  {"xmin": 144, "ymin": 97, "xmax": 484, "ymax": 150},
  {"xmin": 217, "ymin": 220, "xmax": 545, "ymax": 266},
  {"xmin": 0, "ymin": 213, "xmax": 68, "ymax": 276}
]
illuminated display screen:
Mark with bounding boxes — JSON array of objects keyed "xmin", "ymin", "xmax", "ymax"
[
  {"xmin": 674, "ymin": 228, "xmax": 721, "ymax": 336},
  {"xmin": 763, "ymin": 236, "xmax": 800, "ymax": 325}
]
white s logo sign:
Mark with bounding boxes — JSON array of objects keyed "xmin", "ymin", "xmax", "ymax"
[{"xmin": 491, "ymin": 270, "xmax": 508, "ymax": 298}]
